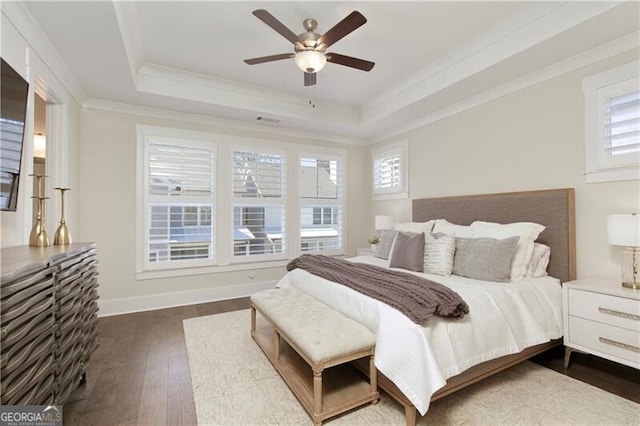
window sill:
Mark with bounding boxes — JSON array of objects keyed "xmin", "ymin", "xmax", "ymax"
[
  {"xmin": 136, "ymin": 260, "xmax": 290, "ymax": 281},
  {"xmin": 585, "ymin": 166, "xmax": 640, "ymax": 184},
  {"xmin": 373, "ymin": 191, "xmax": 409, "ymax": 201}
]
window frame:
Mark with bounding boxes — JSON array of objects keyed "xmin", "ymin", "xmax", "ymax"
[
  {"xmin": 371, "ymin": 139, "xmax": 409, "ymax": 200},
  {"xmin": 136, "ymin": 126, "xmax": 348, "ymax": 278},
  {"xmin": 136, "ymin": 125, "xmax": 217, "ymax": 272},
  {"xmin": 583, "ymin": 61, "xmax": 640, "ymax": 183},
  {"xmin": 230, "ymin": 145, "xmax": 288, "ymax": 264},
  {"xmin": 298, "ymin": 151, "xmax": 346, "ymax": 256}
]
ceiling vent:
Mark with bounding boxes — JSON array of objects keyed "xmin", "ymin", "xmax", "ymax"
[{"xmin": 256, "ymin": 116, "xmax": 280, "ymax": 124}]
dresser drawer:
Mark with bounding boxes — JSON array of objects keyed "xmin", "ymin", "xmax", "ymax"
[
  {"xmin": 568, "ymin": 316, "xmax": 640, "ymax": 366},
  {"xmin": 567, "ymin": 288, "xmax": 640, "ymax": 332}
]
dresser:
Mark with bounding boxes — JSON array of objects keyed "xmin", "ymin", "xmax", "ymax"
[
  {"xmin": 1, "ymin": 243, "xmax": 100, "ymax": 405},
  {"xmin": 563, "ymin": 279, "xmax": 639, "ymax": 370}
]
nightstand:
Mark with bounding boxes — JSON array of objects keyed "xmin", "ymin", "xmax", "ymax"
[
  {"xmin": 563, "ymin": 279, "xmax": 640, "ymax": 370},
  {"xmin": 357, "ymin": 247, "xmax": 378, "ymax": 256}
]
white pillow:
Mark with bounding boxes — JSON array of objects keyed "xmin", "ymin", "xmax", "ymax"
[
  {"xmin": 432, "ymin": 219, "xmax": 474, "ymax": 238},
  {"xmin": 394, "ymin": 220, "xmax": 435, "ymax": 234},
  {"xmin": 527, "ymin": 243, "xmax": 551, "ymax": 278},
  {"xmin": 470, "ymin": 221, "xmax": 545, "ymax": 281},
  {"xmin": 423, "ymin": 232, "xmax": 456, "ymax": 276}
]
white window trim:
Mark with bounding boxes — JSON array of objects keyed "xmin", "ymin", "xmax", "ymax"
[
  {"xmin": 583, "ymin": 61, "xmax": 640, "ymax": 183},
  {"xmin": 136, "ymin": 125, "xmax": 217, "ymax": 273},
  {"xmin": 371, "ymin": 139, "xmax": 409, "ymax": 200},
  {"xmin": 135, "ymin": 126, "xmax": 348, "ymax": 279}
]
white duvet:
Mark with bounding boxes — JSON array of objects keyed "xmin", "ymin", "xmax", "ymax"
[{"xmin": 276, "ymin": 255, "xmax": 563, "ymax": 415}]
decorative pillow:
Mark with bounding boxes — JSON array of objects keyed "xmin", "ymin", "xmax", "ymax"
[
  {"xmin": 423, "ymin": 232, "xmax": 456, "ymax": 276},
  {"xmin": 432, "ymin": 219, "xmax": 474, "ymax": 238},
  {"xmin": 470, "ymin": 221, "xmax": 545, "ymax": 281},
  {"xmin": 376, "ymin": 230, "xmax": 399, "ymax": 260},
  {"xmin": 394, "ymin": 220, "xmax": 435, "ymax": 234},
  {"xmin": 453, "ymin": 236, "xmax": 519, "ymax": 282},
  {"xmin": 526, "ymin": 243, "xmax": 551, "ymax": 278},
  {"xmin": 389, "ymin": 232, "xmax": 425, "ymax": 272}
]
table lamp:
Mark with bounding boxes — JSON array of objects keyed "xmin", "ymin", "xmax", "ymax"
[{"xmin": 608, "ymin": 213, "xmax": 640, "ymax": 289}]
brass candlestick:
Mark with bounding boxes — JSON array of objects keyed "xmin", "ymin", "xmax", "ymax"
[
  {"xmin": 54, "ymin": 187, "xmax": 72, "ymax": 245},
  {"xmin": 29, "ymin": 174, "xmax": 50, "ymax": 247},
  {"xmin": 29, "ymin": 196, "xmax": 50, "ymax": 246}
]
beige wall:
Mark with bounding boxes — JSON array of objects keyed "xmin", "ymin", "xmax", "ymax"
[
  {"xmin": 78, "ymin": 107, "xmax": 370, "ymax": 308},
  {"xmin": 374, "ymin": 49, "xmax": 640, "ymax": 282}
]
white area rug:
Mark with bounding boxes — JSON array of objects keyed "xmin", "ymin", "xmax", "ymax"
[{"xmin": 184, "ymin": 309, "xmax": 639, "ymax": 425}]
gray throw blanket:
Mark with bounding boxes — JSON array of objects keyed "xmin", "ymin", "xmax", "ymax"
[{"xmin": 286, "ymin": 254, "xmax": 469, "ymax": 324}]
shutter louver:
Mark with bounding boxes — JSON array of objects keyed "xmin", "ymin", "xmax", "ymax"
[
  {"xmin": 373, "ymin": 151, "xmax": 401, "ymax": 190},
  {"xmin": 147, "ymin": 142, "xmax": 215, "ymax": 264},
  {"xmin": 604, "ymin": 91, "xmax": 640, "ymax": 156}
]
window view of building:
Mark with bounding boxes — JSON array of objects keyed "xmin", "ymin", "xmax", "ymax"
[
  {"xmin": 299, "ymin": 157, "xmax": 342, "ymax": 252},
  {"xmin": 233, "ymin": 150, "xmax": 286, "ymax": 258}
]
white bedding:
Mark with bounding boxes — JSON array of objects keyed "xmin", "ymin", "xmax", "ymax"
[{"xmin": 276, "ymin": 255, "xmax": 563, "ymax": 415}]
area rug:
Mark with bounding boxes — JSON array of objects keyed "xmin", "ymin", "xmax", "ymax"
[{"xmin": 184, "ymin": 309, "xmax": 639, "ymax": 425}]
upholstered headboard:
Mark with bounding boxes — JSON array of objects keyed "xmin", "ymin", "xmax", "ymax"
[{"xmin": 412, "ymin": 188, "xmax": 576, "ymax": 283}]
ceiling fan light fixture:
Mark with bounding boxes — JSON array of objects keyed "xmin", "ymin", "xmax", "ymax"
[{"xmin": 295, "ymin": 50, "xmax": 326, "ymax": 73}]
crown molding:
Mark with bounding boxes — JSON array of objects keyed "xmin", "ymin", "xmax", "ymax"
[
  {"xmin": 370, "ymin": 32, "xmax": 640, "ymax": 144},
  {"xmin": 83, "ymin": 98, "xmax": 367, "ymax": 146},
  {"xmin": 361, "ymin": 0, "xmax": 624, "ymax": 124},
  {"xmin": 2, "ymin": 0, "xmax": 88, "ymax": 106},
  {"xmin": 112, "ymin": 0, "xmax": 143, "ymax": 86},
  {"xmin": 136, "ymin": 63, "xmax": 360, "ymax": 127}
]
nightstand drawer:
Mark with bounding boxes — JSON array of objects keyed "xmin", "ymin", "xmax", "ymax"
[
  {"xmin": 568, "ymin": 289, "xmax": 640, "ymax": 332},
  {"xmin": 568, "ymin": 316, "xmax": 640, "ymax": 366}
]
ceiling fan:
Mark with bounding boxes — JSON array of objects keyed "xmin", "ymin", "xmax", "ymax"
[{"xmin": 244, "ymin": 9, "xmax": 375, "ymax": 87}]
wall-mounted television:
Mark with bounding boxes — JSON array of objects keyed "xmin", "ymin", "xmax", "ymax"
[{"xmin": 1, "ymin": 58, "xmax": 30, "ymax": 212}]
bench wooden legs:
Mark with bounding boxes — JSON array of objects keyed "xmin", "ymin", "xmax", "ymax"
[
  {"xmin": 313, "ymin": 369, "xmax": 323, "ymax": 425},
  {"xmin": 370, "ymin": 355, "xmax": 379, "ymax": 404}
]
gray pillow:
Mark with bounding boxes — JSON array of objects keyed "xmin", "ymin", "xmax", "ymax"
[
  {"xmin": 389, "ymin": 232, "xmax": 425, "ymax": 272},
  {"xmin": 453, "ymin": 236, "xmax": 519, "ymax": 282},
  {"xmin": 376, "ymin": 230, "xmax": 398, "ymax": 260}
]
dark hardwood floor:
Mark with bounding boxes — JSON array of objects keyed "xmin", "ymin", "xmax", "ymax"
[{"xmin": 63, "ymin": 298, "xmax": 639, "ymax": 425}]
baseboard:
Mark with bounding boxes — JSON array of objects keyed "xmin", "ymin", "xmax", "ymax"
[{"xmin": 97, "ymin": 280, "xmax": 277, "ymax": 317}]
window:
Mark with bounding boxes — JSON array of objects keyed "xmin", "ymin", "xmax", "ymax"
[
  {"xmin": 372, "ymin": 139, "xmax": 408, "ymax": 199},
  {"xmin": 143, "ymin": 135, "xmax": 216, "ymax": 268},
  {"xmin": 583, "ymin": 61, "xmax": 640, "ymax": 183},
  {"xmin": 137, "ymin": 126, "xmax": 347, "ymax": 276},
  {"xmin": 300, "ymin": 156, "xmax": 344, "ymax": 253},
  {"xmin": 233, "ymin": 149, "xmax": 286, "ymax": 260}
]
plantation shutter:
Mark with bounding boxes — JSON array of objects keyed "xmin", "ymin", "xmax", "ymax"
[
  {"xmin": 604, "ymin": 89, "xmax": 640, "ymax": 157},
  {"xmin": 147, "ymin": 141, "xmax": 215, "ymax": 264},
  {"xmin": 232, "ymin": 149, "xmax": 286, "ymax": 259},
  {"xmin": 373, "ymin": 149, "xmax": 401, "ymax": 191}
]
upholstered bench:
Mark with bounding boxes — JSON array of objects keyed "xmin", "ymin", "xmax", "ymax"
[{"xmin": 251, "ymin": 287, "xmax": 379, "ymax": 425}]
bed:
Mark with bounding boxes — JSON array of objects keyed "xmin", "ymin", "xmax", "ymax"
[{"xmin": 276, "ymin": 188, "xmax": 576, "ymax": 425}]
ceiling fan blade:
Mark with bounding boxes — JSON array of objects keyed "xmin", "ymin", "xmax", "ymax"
[
  {"xmin": 326, "ymin": 53, "xmax": 375, "ymax": 71},
  {"xmin": 252, "ymin": 9, "xmax": 299, "ymax": 45},
  {"xmin": 318, "ymin": 11, "xmax": 367, "ymax": 48},
  {"xmin": 244, "ymin": 53, "xmax": 294, "ymax": 65},
  {"xmin": 304, "ymin": 72, "xmax": 316, "ymax": 87}
]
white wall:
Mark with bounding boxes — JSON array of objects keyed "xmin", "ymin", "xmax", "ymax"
[
  {"xmin": 373, "ymin": 49, "xmax": 640, "ymax": 282},
  {"xmin": 79, "ymin": 106, "xmax": 370, "ymax": 314},
  {"xmin": 0, "ymin": 11, "xmax": 82, "ymax": 249}
]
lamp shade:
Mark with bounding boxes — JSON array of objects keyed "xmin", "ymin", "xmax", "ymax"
[
  {"xmin": 294, "ymin": 50, "xmax": 326, "ymax": 73},
  {"xmin": 375, "ymin": 215, "xmax": 394, "ymax": 231},
  {"xmin": 608, "ymin": 214, "xmax": 640, "ymax": 247}
]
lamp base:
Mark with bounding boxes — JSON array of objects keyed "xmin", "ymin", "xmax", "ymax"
[{"xmin": 622, "ymin": 281, "xmax": 640, "ymax": 289}]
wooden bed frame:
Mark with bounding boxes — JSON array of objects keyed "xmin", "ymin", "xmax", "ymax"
[{"xmin": 378, "ymin": 188, "xmax": 576, "ymax": 425}]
